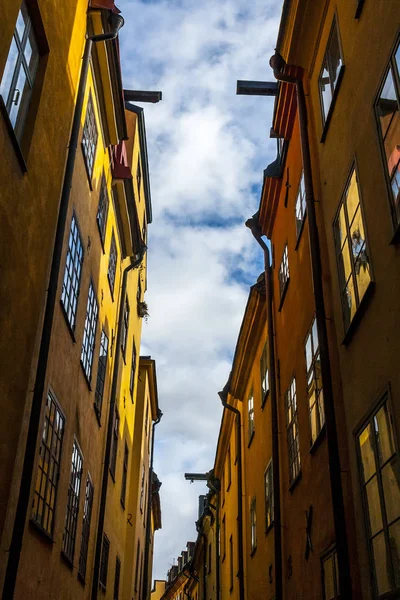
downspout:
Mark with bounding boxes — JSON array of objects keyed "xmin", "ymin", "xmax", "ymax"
[
  {"xmin": 270, "ymin": 51, "xmax": 352, "ymax": 598},
  {"xmin": 142, "ymin": 408, "xmax": 163, "ymax": 600},
  {"xmin": 2, "ymin": 13, "xmax": 124, "ymax": 600},
  {"xmin": 218, "ymin": 387, "xmax": 245, "ymax": 600},
  {"xmin": 91, "ymin": 245, "xmax": 146, "ymax": 599},
  {"xmin": 244, "ymin": 220, "xmax": 282, "ymax": 600}
]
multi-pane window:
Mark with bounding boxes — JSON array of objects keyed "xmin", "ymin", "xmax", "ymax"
[
  {"xmin": 265, "ymin": 462, "xmax": 274, "ymax": 530},
  {"xmin": 121, "ymin": 297, "xmax": 129, "ymax": 358},
  {"xmin": 114, "ymin": 556, "xmax": 121, "ymax": 600},
  {"xmin": 61, "ymin": 215, "xmax": 84, "ymax": 331},
  {"xmin": 260, "ymin": 342, "xmax": 269, "ymax": 404},
  {"xmin": 130, "ymin": 341, "xmax": 137, "ymax": 397},
  {"xmin": 62, "ymin": 440, "xmax": 83, "ymax": 562},
  {"xmin": 375, "ymin": 38, "xmax": 400, "ymax": 226},
  {"xmin": 285, "ymin": 377, "xmax": 301, "ymax": 484},
  {"xmin": 82, "ymin": 93, "xmax": 98, "ymax": 178},
  {"xmin": 97, "ymin": 175, "xmax": 109, "ymax": 245},
  {"xmin": 95, "ymin": 329, "xmax": 109, "ymax": 414},
  {"xmin": 110, "ymin": 408, "xmax": 119, "ymax": 479},
  {"xmin": 305, "ymin": 318, "xmax": 325, "ymax": 444},
  {"xmin": 295, "ymin": 172, "xmax": 306, "ymax": 237},
  {"xmin": 322, "ymin": 548, "xmax": 339, "ymax": 600},
  {"xmin": 32, "ymin": 391, "xmax": 65, "ymax": 535},
  {"xmin": 248, "ymin": 391, "xmax": 255, "ymax": 441},
  {"xmin": 250, "ymin": 497, "xmax": 257, "ymax": 552},
  {"xmin": 121, "ymin": 443, "xmax": 128, "ymax": 507},
  {"xmin": 357, "ymin": 396, "xmax": 400, "ymax": 596},
  {"xmin": 278, "ymin": 244, "xmax": 289, "ymax": 299},
  {"xmin": 81, "ymin": 281, "xmax": 99, "ymax": 382},
  {"xmin": 108, "ymin": 231, "xmax": 118, "ymax": 295},
  {"xmin": 0, "ymin": 1, "xmax": 40, "ymax": 140},
  {"xmin": 334, "ymin": 168, "xmax": 371, "ymax": 330},
  {"xmin": 319, "ymin": 20, "xmax": 343, "ymax": 124},
  {"xmin": 78, "ymin": 475, "xmax": 94, "ymax": 581},
  {"xmin": 100, "ymin": 534, "xmax": 110, "ymax": 590}
]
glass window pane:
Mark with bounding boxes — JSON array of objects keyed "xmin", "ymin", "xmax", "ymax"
[
  {"xmin": 376, "ymin": 67, "xmax": 398, "ymax": 140},
  {"xmin": 354, "ymin": 243, "xmax": 371, "ymax": 301},
  {"xmin": 375, "ymin": 403, "xmax": 396, "ymax": 466},
  {"xmin": 305, "ymin": 333, "xmax": 312, "ymax": 371},
  {"xmin": 342, "ymin": 275, "xmax": 356, "ymax": 327},
  {"xmin": 350, "ymin": 207, "xmax": 366, "ymax": 260},
  {"xmin": 328, "ymin": 26, "xmax": 343, "ymax": 91},
  {"xmin": 381, "ymin": 458, "xmax": 400, "ymax": 525},
  {"xmin": 389, "ymin": 519, "xmax": 400, "ymax": 588},
  {"xmin": 372, "ymin": 532, "xmax": 391, "ymax": 595},
  {"xmin": 16, "ymin": 4, "xmax": 28, "ymax": 42},
  {"xmin": 25, "ymin": 28, "xmax": 39, "ymax": 78},
  {"xmin": 395, "ymin": 42, "xmax": 400, "ymax": 78},
  {"xmin": 323, "ymin": 555, "xmax": 335, "ymax": 600},
  {"xmin": 0, "ymin": 37, "xmax": 19, "ymax": 106},
  {"xmin": 8, "ymin": 62, "xmax": 29, "ymax": 128},
  {"xmin": 320, "ymin": 59, "xmax": 332, "ymax": 121},
  {"xmin": 359, "ymin": 424, "xmax": 376, "ymax": 482},
  {"xmin": 366, "ymin": 475, "xmax": 383, "ymax": 536},
  {"xmin": 346, "ymin": 170, "xmax": 360, "ymax": 225}
]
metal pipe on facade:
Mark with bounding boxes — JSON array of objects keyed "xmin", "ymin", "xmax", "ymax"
[
  {"xmin": 2, "ymin": 14, "xmax": 124, "ymax": 600},
  {"xmin": 244, "ymin": 219, "xmax": 283, "ymax": 600},
  {"xmin": 270, "ymin": 51, "xmax": 352, "ymax": 598}
]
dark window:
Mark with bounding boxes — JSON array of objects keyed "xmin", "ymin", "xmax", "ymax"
[
  {"xmin": 334, "ymin": 167, "xmax": 371, "ymax": 330},
  {"xmin": 250, "ymin": 497, "xmax": 256, "ymax": 552},
  {"xmin": 229, "ymin": 535, "xmax": 234, "ymax": 590},
  {"xmin": 247, "ymin": 391, "xmax": 254, "ymax": 441},
  {"xmin": 114, "ymin": 556, "xmax": 121, "ymax": 600},
  {"xmin": 278, "ymin": 244, "xmax": 289, "ymax": 299},
  {"xmin": 137, "ymin": 156, "xmax": 141, "ymax": 193},
  {"xmin": 221, "ymin": 515, "xmax": 226, "ymax": 560},
  {"xmin": 32, "ymin": 391, "xmax": 65, "ymax": 535},
  {"xmin": 140, "ymin": 465, "xmax": 145, "ymax": 513},
  {"xmin": 121, "ymin": 297, "xmax": 129, "ymax": 358},
  {"xmin": 260, "ymin": 342, "xmax": 269, "ymax": 404},
  {"xmin": 121, "ymin": 443, "xmax": 128, "ymax": 507},
  {"xmin": 110, "ymin": 408, "xmax": 119, "ymax": 479},
  {"xmin": 81, "ymin": 281, "xmax": 99, "ymax": 382},
  {"xmin": 285, "ymin": 376, "xmax": 301, "ymax": 484},
  {"xmin": 357, "ymin": 395, "xmax": 400, "ymax": 597},
  {"xmin": 134, "ymin": 540, "xmax": 140, "ymax": 591},
  {"xmin": 62, "ymin": 440, "xmax": 83, "ymax": 562},
  {"xmin": 95, "ymin": 329, "xmax": 109, "ymax": 414},
  {"xmin": 0, "ymin": 1, "xmax": 40, "ymax": 140},
  {"xmin": 375, "ymin": 37, "xmax": 400, "ymax": 227},
  {"xmin": 97, "ymin": 175, "xmax": 109, "ymax": 245},
  {"xmin": 305, "ymin": 318, "xmax": 324, "ymax": 444},
  {"xmin": 295, "ymin": 172, "xmax": 306, "ymax": 237},
  {"xmin": 321, "ymin": 547, "xmax": 339, "ymax": 600},
  {"xmin": 227, "ymin": 445, "xmax": 231, "ymax": 489},
  {"xmin": 108, "ymin": 231, "xmax": 118, "ymax": 295},
  {"xmin": 319, "ymin": 20, "xmax": 344, "ymax": 124},
  {"xmin": 99, "ymin": 534, "xmax": 110, "ymax": 590},
  {"xmin": 265, "ymin": 461, "xmax": 274, "ymax": 530},
  {"xmin": 78, "ymin": 475, "xmax": 94, "ymax": 581},
  {"xmin": 129, "ymin": 340, "xmax": 136, "ymax": 397},
  {"xmin": 61, "ymin": 215, "xmax": 84, "ymax": 332},
  {"xmin": 82, "ymin": 93, "xmax": 98, "ymax": 178}
]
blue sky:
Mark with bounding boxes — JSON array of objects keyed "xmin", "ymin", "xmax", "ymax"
[{"xmin": 118, "ymin": 0, "xmax": 282, "ymax": 581}]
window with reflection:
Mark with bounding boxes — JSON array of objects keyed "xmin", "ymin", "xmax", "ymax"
[
  {"xmin": 334, "ymin": 168, "xmax": 371, "ymax": 330},
  {"xmin": 260, "ymin": 342, "xmax": 269, "ymax": 405},
  {"xmin": 305, "ymin": 318, "xmax": 324, "ymax": 445},
  {"xmin": 319, "ymin": 20, "xmax": 344, "ymax": 124},
  {"xmin": 81, "ymin": 281, "xmax": 99, "ymax": 382},
  {"xmin": 357, "ymin": 396, "xmax": 400, "ymax": 597},
  {"xmin": 248, "ymin": 391, "xmax": 255, "ymax": 441},
  {"xmin": 250, "ymin": 497, "xmax": 257, "ymax": 552},
  {"xmin": 264, "ymin": 462, "xmax": 274, "ymax": 530},
  {"xmin": 295, "ymin": 172, "xmax": 306, "ymax": 237},
  {"xmin": 375, "ymin": 38, "xmax": 400, "ymax": 227},
  {"xmin": 285, "ymin": 376, "xmax": 301, "ymax": 484},
  {"xmin": 278, "ymin": 243, "xmax": 289, "ymax": 300},
  {"xmin": 82, "ymin": 93, "xmax": 98, "ymax": 178}
]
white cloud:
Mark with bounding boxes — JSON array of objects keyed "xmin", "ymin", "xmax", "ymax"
[{"xmin": 118, "ymin": 0, "xmax": 282, "ymax": 580}]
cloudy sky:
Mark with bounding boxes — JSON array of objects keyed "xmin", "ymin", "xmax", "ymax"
[{"xmin": 118, "ymin": 0, "xmax": 282, "ymax": 581}]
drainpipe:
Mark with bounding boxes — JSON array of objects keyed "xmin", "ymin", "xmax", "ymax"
[
  {"xmin": 1, "ymin": 13, "xmax": 125, "ymax": 600},
  {"xmin": 244, "ymin": 219, "xmax": 283, "ymax": 600},
  {"xmin": 218, "ymin": 386, "xmax": 245, "ymax": 600},
  {"xmin": 142, "ymin": 408, "xmax": 163, "ymax": 600},
  {"xmin": 91, "ymin": 246, "xmax": 146, "ymax": 599},
  {"xmin": 270, "ymin": 51, "xmax": 352, "ymax": 598}
]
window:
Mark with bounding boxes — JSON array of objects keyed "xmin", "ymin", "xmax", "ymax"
[
  {"xmin": 250, "ymin": 497, "xmax": 257, "ymax": 553},
  {"xmin": 0, "ymin": 1, "xmax": 40, "ymax": 141},
  {"xmin": 140, "ymin": 464, "xmax": 145, "ymax": 513},
  {"xmin": 260, "ymin": 342, "xmax": 269, "ymax": 405},
  {"xmin": 121, "ymin": 297, "xmax": 129, "ymax": 358},
  {"xmin": 278, "ymin": 244, "xmax": 289, "ymax": 301},
  {"xmin": 227, "ymin": 445, "xmax": 232, "ymax": 490},
  {"xmin": 221, "ymin": 515, "xmax": 226, "ymax": 560},
  {"xmin": 62, "ymin": 440, "xmax": 83, "ymax": 562},
  {"xmin": 108, "ymin": 231, "xmax": 118, "ymax": 295},
  {"xmin": 121, "ymin": 443, "xmax": 128, "ymax": 507},
  {"xmin": 334, "ymin": 168, "xmax": 371, "ymax": 330},
  {"xmin": 319, "ymin": 20, "xmax": 344, "ymax": 125},
  {"xmin": 32, "ymin": 391, "xmax": 65, "ymax": 535},
  {"xmin": 81, "ymin": 281, "xmax": 98, "ymax": 382},
  {"xmin": 285, "ymin": 377, "xmax": 301, "ymax": 484},
  {"xmin": 229, "ymin": 535, "xmax": 234, "ymax": 591},
  {"xmin": 321, "ymin": 547, "xmax": 339, "ymax": 600},
  {"xmin": 137, "ymin": 156, "xmax": 142, "ymax": 193},
  {"xmin": 78, "ymin": 475, "xmax": 94, "ymax": 581},
  {"xmin": 130, "ymin": 340, "xmax": 137, "ymax": 398},
  {"xmin": 99, "ymin": 534, "xmax": 110, "ymax": 590},
  {"xmin": 265, "ymin": 462, "xmax": 274, "ymax": 530},
  {"xmin": 110, "ymin": 407, "xmax": 119, "ymax": 479},
  {"xmin": 247, "ymin": 391, "xmax": 255, "ymax": 441},
  {"xmin": 295, "ymin": 172, "xmax": 306, "ymax": 238},
  {"xmin": 357, "ymin": 396, "xmax": 400, "ymax": 597},
  {"xmin": 375, "ymin": 37, "xmax": 400, "ymax": 227},
  {"xmin": 114, "ymin": 556, "xmax": 121, "ymax": 600},
  {"xmin": 61, "ymin": 214, "xmax": 84, "ymax": 332},
  {"xmin": 95, "ymin": 329, "xmax": 109, "ymax": 415},
  {"xmin": 97, "ymin": 175, "xmax": 109, "ymax": 245},
  {"xmin": 305, "ymin": 318, "xmax": 325, "ymax": 444},
  {"xmin": 82, "ymin": 93, "xmax": 98, "ymax": 178}
]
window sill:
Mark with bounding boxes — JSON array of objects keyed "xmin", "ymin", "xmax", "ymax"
[
  {"xmin": 93, "ymin": 403, "xmax": 102, "ymax": 426},
  {"xmin": 96, "ymin": 221, "xmax": 106, "ymax": 254},
  {"xmin": 221, "ymin": 553, "xmax": 226, "ymax": 563},
  {"xmin": 250, "ymin": 546, "xmax": 257, "ymax": 558},
  {"xmin": 295, "ymin": 215, "xmax": 307, "ymax": 250},
  {"xmin": 342, "ymin": 281, "xmax": 375, "ymax": 346},
  {"xmin": 320, "ymin": 65, "xmax": 346, "ymax": 143},
  {"xmin": 77, "ymin": 572, "xmax": 86, "ymax": 586},
  {"xmin": 80, "ymin": 361, "xmax": 92, "ymax": 391},
  {"xmin": 60, "ymin": 550, "xmax": 74, "ymax": 570},
  {"xmin": 81, "ymin": 143, "xmax": 94, "ymax": 191},
  {"xmin": 355, "ymin": 0, "xmax": 365, "ymax": 18},
  {"xmin": 261, "ymin": 390, "xmax": 270, "ymax": 410},
  {"xmin": 278, "ymin": 278, "xmax": 290, "ymax": 312},
  {"xmin": 109, "ymin": 469, "xmax": 116, "ymax": 483},
  {"xmin": 60, "ymin": 301, "xmax": 77, "ymax": 343},
  {"xmin": 390, "ymin": 220, "xmax": 400, "ymax": 245},
  {"xmin": 289, "ymin": 470, "xmax": 302, "ymax": 493},
  {"xmin": 309, "ymin": 423, "xmax": 326, "ymax": 454},
  {"xmin": 226, "ymin": 481, "xmax": 231, "ymax": 493},
  {"xmin": 29, "ymin": 518, "xmax": 54, "ymax": 544},
  {"xmin": 108, "ymin": 276, "xmax": 115, "ymax": 302},
  {"xmin": 0, "ymin": 96, "xmax": 28, "ymax": 173},
  {"xmin": 247, "ymin": 430, "xmax": 255, "ymax": 448},
  {"xmin": 120, "ymin": 498, "xmax": 125, "ymax": 510},
  {"xmin": 265, "ymin": 521, "xmax": 274, "ymax": 536}
]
